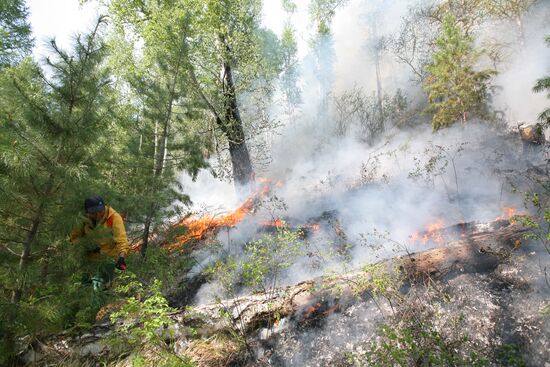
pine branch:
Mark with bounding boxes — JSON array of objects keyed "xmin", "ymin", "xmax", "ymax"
[
  {"xmin": 1, "ymin": 243, "xmax": 22, "ymax": 257},
  {"xmin": 533, "ymin": 77, "xmax": 550, "ymax": 93}
]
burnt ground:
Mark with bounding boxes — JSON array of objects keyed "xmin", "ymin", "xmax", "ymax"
[{"xmin": 248, "ymin": 240, "xmax": 550, "ymax": 367}]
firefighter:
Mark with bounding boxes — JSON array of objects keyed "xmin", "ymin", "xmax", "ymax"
[{"xmin": 71, "ymin": 196, "xmax": 129, "ymax": 291}]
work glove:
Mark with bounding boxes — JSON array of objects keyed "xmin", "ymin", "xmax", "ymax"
[{"xmin": 115, "ymin": 256, "xmax": 127, "ymax": 271}]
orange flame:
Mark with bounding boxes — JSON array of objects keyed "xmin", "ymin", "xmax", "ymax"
[
  {"xmin": 303, "ymin": 302, "xmax": 340, "ymax": 320},
  {"xmin": 409, "ymin": 219, "xmax": 445, "ymax": 245},
  {"xmin": 260, "ymin": 218, "xmax": 287, "ymax": 228},
  {"xmin": 166, "ymin": 184, "xmax": 272, "ymax": 251},
  {"xmin": 305, "ymin": 303, "xmax": 321, "ymax": 319},
  {"xmin": 496, "ymin": 207, "xmax": 517, "ymax": 221},
  {"xmin": 303, "ymin": 223, "xmax": 321, "ymax": 232}
]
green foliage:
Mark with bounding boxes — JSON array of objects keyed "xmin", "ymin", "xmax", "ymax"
[
  {"xmin": 424, "ymin": 14, "xmax": 496, "ymax": 130},
  {"xmin": 351, "ymin": 289, "xmax": 490, "ymax": 367},
  {"xmin": 281, "ymin": 0, "xmax": 297, "ymax": 13},
  {"xmin": 496, "ymin": 344, "xmax": 527, "ymax": 367},
  {"xmin": 206, "ymin": 226, "xmax": 304, "ymax": 340},
  {"xmin": 108, "ymin": 0, "xmax": 281, "ymax": 185},
  {"xmin": 0, "ymin": 0, "xmax": 32, "ymax": 67},
  {"xmin": 209, "ymin": 226, "xmax": 304, "ymax": 295},
  {"xmin": 516, "ymin": 185, "xmax": 550, "ymax": 255},
  {"xmin": 0, "ymin": 13, "xmax": 203, "ymax": 362},
  {"xmin": 111, "ymin": 274, "xmax": 176, "ymax": 345},
  {"xmin": 0, "ymin": 18, "xmax": 126, "ymax": 362},
  {"xmin": 241, "ymin": 225, "xmax": 303, "ymax": 291},
  {"xmin": 279, "ymin": 24, "xmax": 301, "ymax": 108},
  {"xmin": 128, "ymin": 245, "xmax": 194, "ymax": 287},
  {"xmin": 533, "ymin": 36, "xmax": 550, "ymax": 126},
  {"xmin": 363, "ymin": 321, "xmax": 489, "ymax": 366},
  {"xmin": 309, "ymin": 0, "xmax": 350, "ymax": 35},
  {"xmin": 332, "ymin": 87, "xmax": 410, "ymax": 140},
  {"xmin": 101, "ymin": 0, "xmax": 211, "ymax": 257},
  {"xmin": 109, "ymin": 273, "xmax": 196, "ymax": 366},
  {"xmin": 360, "ymin": 262, "xmax": 396, "ymax": 297}
]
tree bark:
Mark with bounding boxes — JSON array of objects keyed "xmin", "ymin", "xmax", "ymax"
[
  {"xmin": 186, "ymin": 37, "xmax": 254, "ymax": 189},
  {"xmin": 11, "ymin": 188, "xmax": 51, "ymax": 304},
  {"xmin": 10, "ymin": 215, "xmax": 40, "ymax": 304},
  {"xmin": 221, "ymin": 56, "xmax": 254, "ymax": 187}
]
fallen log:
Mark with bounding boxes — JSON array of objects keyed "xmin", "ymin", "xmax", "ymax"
[
  {"xmin": 186, "ymin": 219, "xmax": 529, "ymax": 334},
  {"xmin": 19, "ymin": 219, "xmax": 530, "ymax": 365},
  {"xmin": 518, "ymin": 123, "xmax": 545, "ymax": 145}
]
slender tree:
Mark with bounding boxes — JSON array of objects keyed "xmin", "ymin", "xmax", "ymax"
[
  {"xmin": 424, "ymin": 14, "xmax": 495, "ymax": 130},
  {"xmin": 279, "ymin": 22, "xmax": 301, "ymax": 122},
  {"xmin": 109, "ymin": 0, "xmax": 281, "ymax": 189},
  {"xmin": 533, "ymin": 36, "xmax": 550, "ymax": 125},
  {"xmin": 307, "ymin": 0, "xmax": 349, "ymax": 119},
  {"xmin": 107, "ymin": 3, "xmax": 208, "ymax": 256}
]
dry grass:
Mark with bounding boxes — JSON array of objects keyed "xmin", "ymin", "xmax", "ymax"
[{"xmin": 186, "ymin": 334, "xmax": 245, "ymax": 367}]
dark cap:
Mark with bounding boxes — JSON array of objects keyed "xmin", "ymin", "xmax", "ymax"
[{"xmin": 84, "ymin": 196, "xmax": 105, "ymax": 213}]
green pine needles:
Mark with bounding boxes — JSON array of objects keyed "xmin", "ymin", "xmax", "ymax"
[
  {"xmin": 533, "ymin": 35, "xmax": 550, "ymax": 125},
  {"xmin": 424, "ymin": 14, "xmax": 496, "ymax": 130}
]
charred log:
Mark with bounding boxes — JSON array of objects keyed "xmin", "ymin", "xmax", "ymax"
[
  {"xmin": 518, "ymin": 122, "xmax": 546, "ymax": 155},
  {"xmin": 519, "ymin": 123, "xmax": 545, "ymax": 145}
]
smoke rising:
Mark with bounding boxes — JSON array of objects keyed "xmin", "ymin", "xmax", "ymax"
[{"xmin": 179, "ymin": 0, "xmax": 549, "ymax": 303}]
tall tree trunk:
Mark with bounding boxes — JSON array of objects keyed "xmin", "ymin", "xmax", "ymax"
[
  {"xmin": 221, "ymin": 56, "xmax": 254, "ymax": 187},
  {"xmin": 153, "ymin": 120, "xmax": 158, "ymax": 175},
  {"xmin": 140, "ymin": 213, "xmax": 153, "ymax": 257},
  {"xmin": 11, "ymin": 171, "xmax": 53, "ymax": 304},
  {"xmin": 516, "ymin": 14, "xmax": 525, "ymax": 48},
  {"xmin": 11, "ymin": 211, "xmax": 41, "ymax": 304},
  {"xmin": 7, "ymin": 199, "xmax": 48, "ymax": 358},
  {"xmin": 186, "ymin": 36, "xmax": 254, "ymax": 188},
  {"xmin": 141, "ymin": 26, "xmax": 187, "ymax": 257},
  {"xmin": 141, "ymin": 105, "xmax": 172, "ymax": 257},
  {"xmin": 374, "ymin": 47, "xmax": 384, "ymax": 133}
]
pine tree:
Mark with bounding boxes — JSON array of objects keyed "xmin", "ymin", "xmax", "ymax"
[
  {"xmin": 0, "ymin": 0, "xmax": 32, "ymax": 68},
  {"xmin": 106, "ymin": 2, "xmax": 209, "ymax": 256},
  {"xmin": 533, "ymin": 36, "xmax": 550, "ymax": 125},
  {"xmin": 279, "ymin": 24, "xmax": 301, "ymax": 120},
  {"xmin": 0, "ymin": 17, "xmax": 122, "ymax": 362},
  {"xmin": 424, "ymin": 14, "xmax": 495, "ymax": 130}
]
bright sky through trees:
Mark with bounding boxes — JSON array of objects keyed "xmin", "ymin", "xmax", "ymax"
[
  {"xmin": 25, "ymin": 0, "xmax": 311, "ymax": 61},
  {"xmin": 26, "ymin": 0, "xmax": 101, "ymax": 60}
]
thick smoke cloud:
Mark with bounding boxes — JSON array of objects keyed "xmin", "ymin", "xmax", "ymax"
[{"xmin": 181, "ymin": 0, "xmax": 549, "ymax": 302}]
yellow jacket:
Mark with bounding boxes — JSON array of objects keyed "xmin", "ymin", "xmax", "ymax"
[{"xmin": 70, "ymin": 206, "xmax": 129, "ymax": 259}]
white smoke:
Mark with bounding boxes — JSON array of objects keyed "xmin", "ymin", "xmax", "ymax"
[{"xmin": 180, "ymin": 0, "xmax": 549, "ymax": 302}]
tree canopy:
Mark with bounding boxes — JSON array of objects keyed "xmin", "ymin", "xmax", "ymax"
[{"xmin": 0, "ymin": 0, "xmax": 32, "ymax": 67}]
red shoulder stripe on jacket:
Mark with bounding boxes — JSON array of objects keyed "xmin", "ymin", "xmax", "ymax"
[{"xmin": 105, "ymin": 214, "xmax": 115, "ymax": 228}]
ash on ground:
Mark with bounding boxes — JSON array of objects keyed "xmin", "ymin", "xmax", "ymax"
[{"xmin": 248, "ymin": 243, "xmax": 550, "ymax": 367}]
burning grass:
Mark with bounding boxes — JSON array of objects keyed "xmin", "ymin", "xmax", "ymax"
[{"xmin": 166, "ymin": 184, "xmax": 271, "ymax": 251}]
